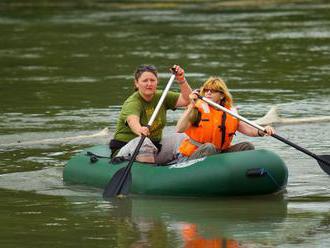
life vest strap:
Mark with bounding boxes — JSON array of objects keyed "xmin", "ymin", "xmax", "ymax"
[
  {"xmin": 188, "ymin": 137, "xmax": 204, "ymax": 147},
  {"xmin": 220, "ymin": 112, "xmax": 227, "ymax": 151}
]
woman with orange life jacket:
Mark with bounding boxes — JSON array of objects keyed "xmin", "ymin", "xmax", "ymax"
[{"xmin": 176, "ymin": 76, "xmax": 275, "ymax": 160}]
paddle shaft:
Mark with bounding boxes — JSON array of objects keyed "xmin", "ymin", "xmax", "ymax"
[
  {"xmin": 113, "ymin": 74, "xmax": 177, "ymax": 196},
  {"xmin": 197, "ymin": 95, "xmax": 330, "ymax": 167}
]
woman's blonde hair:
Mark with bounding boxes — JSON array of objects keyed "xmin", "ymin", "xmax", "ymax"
[{"xmin": 200, "ymin": 76, "xmax": 233, "ymax": 108}]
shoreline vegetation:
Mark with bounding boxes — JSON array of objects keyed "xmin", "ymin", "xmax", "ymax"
[{"xmin": 0, "ymin": 0, "xmax": 326, "ymax": 11}]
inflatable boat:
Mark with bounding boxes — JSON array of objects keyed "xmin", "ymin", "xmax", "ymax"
[{"xmin": 63, "ymin": 145, "xmax": 288, "ymax": 197}]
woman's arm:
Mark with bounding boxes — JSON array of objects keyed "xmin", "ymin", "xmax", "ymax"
[
  {"xmin": 126, "ymin": 115, "xmax": 150, "ymax": 136},
  {"xmin": 237, "ymin": 121, "xmax": 275, "ymax": 137},
  {"xmin": 176, "ymin": 79, "xmax": 193, "ymax": 107},
  {"xmin": 176, "ymin": 103, "xmax": 196, "ymax": 133},
  {"xmin": 171, "ymin": 65, "xmax": 192, "ymax": 107}
]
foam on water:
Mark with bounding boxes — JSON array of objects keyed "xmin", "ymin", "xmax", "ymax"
[
  {"xmin": 1, "ymin": 107, "xmax": 329, "ymax": 149},
  {"xmin": 254, "ymin": 106, "xmax": 330, "ymax": 125},
  {"xmin": 0, "ymin": 167, "xmax": 101, "ymax": 197},
  {"xmin": 0, "ymin": 128, "xmax": 110, "ymax": 148}
]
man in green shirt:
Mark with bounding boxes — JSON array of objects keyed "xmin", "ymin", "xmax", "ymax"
[{"xmin": 110, "ymin": 64, "xmax": 192, "ymax": 164}]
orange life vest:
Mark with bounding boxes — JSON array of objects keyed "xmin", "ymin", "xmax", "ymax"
[{"xmin": 178, "ymin": 100, "xmax": 239, "ymax": 157}]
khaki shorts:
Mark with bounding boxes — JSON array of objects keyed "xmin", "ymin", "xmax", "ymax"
[
  {"xmin": 116, "ymin": 137, "xmax": 158, "ymax": 159},
  {"xmin": 116, "ymin": 133, "xmax": 186, "ymax": 164}
]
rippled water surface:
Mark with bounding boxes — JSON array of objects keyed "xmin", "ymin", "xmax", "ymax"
[{"xmin": 0, "ymin": 1, "xmax": 329, "ymax": 247}]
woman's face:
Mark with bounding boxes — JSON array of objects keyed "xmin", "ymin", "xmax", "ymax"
[
  {"xmin": 135, "ymin": 71, "xmax": 158, "ymax": 99},
  {"xmin": 203, "ymin": 88, "xmax": 224, "ymax": 103}
]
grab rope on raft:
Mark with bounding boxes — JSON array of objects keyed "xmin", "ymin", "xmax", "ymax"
[{"xmin": 246, "ymin": 168, "xmax": 280, "ymax": 188}]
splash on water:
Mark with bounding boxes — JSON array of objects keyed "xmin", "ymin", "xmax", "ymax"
[
  {"xmin": 0, "ymin": 128, "xmax": 110, "ymax": 148},
  {"xmin": 254, "ymin": 106, "xmax": 330, "ymax": 126},
  {"xmin": 0, "ymin": 107, "xmax": 329, "ymax": 149},
  {"xmin": 0, "ymin": 167, "xmax": 101, "ymax": 197}
]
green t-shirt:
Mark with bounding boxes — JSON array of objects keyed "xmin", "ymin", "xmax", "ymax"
[{"xmin": 114, "ymin": 90, "xmax": 180, "ymax": 142}]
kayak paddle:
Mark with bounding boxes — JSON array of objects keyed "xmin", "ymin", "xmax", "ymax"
[
  {"xmin": 197, "ymin": 94, "xmax": 330, "ymax": 175},
  {"xmin": 103, "ymin": 72, "xmax": 177, "ymax": 198}
]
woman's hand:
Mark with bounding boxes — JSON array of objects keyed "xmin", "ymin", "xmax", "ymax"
[
  {"xmin": 188, "ymin": 90, "xmax": 199, "ymax": 107},
  {"xmin": 127, "ymin": 115, "xmax": 150, "ymax": 136},
  {"xmin": 258, "ymin": 125, "xmax": 275, "ymax": 136},
  {"xmin": 137, "ymin": 126, "xmax": 150, "ymax": 136},
  {"xmin": 171, "ymin": 64, "xmax": 185, "ymax": 84}
]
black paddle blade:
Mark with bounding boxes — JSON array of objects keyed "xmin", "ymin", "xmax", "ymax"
[
  {"xmin": 103, "ymin": 167, "xmax": 132, "ymax": 199},
  {"xmin": 318, "ymin": 155, "xmax": 330, "ymax": 175}
]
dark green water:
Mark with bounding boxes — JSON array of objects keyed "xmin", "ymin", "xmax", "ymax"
[{"xmin": 0, "ymin": 1, "xmax": 329, "ymax": 247}]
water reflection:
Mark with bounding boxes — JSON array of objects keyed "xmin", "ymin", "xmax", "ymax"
[
  {"xmin": 65, "ymin": 195, "xmax": 287, "ymax": 247},
  {"xmin": 2, "ymin": 185, "xmax": 329, "ymax": 247},
  {"xmin": 181, "ymin": 224, "xmax": 240, "ymax": 248}
]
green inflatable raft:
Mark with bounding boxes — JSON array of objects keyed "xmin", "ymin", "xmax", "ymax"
[{"xmin": 63, "ymin": 145, "xmax": 288, "ymax": 197}]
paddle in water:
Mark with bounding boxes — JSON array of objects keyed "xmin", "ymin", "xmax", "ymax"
[
  {"xmin": 196, "ymin": 94, "xmax": 330, "ymax": 175},
  {"xmin": 103, "ymin": 71, "xmax": 177, "ymax": 198}
]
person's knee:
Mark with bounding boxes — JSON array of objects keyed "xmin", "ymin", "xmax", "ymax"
[
  {"xmin": 189, "ymin": 143, "xmax": 217, "ymax": 160},
  {"xmin": 203, "ymin": 143, "xmax": 217, "ymax": 151},
  {"xmin": 241, "ymin": 142, "xmax": 255, "ymax": 151},
  {"xmin": 116, "ymin": 137, "xmax": 157, "ymax": 163},
  {"xmin": 136, "ymin": 154, "xmax": 155, "ymax": 163},
  {"xmin": 137, "ymin": 138, "xmax": 157, "ymax": 163},
  {"xmin": 224, "ymin": 142, "xmax": 255, "ymax": 153}
]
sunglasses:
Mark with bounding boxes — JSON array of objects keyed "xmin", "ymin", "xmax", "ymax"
[{"xmin": 203, "ymin": 88, "xmax": 224, "ymax": 94}]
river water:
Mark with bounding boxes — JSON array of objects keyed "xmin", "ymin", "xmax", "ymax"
[{"xmin": 0, "ymin": 1, "xmax": 329, "ymax": 247}]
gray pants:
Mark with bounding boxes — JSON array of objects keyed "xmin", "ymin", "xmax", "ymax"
[
  {"xmin": 116, "ymin": 133, "xmax": 186, "ymax": 164},
  {"xmin": 155, "ymin": 133, "xmax": 186, "ymax": 164},
  {"xmin": 223, "ymin": 142, "xmax": 255, "ymax": 153},
  {"xmin": 188, "ymin": 141, "xmax": 255, "ymax": 160}
]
